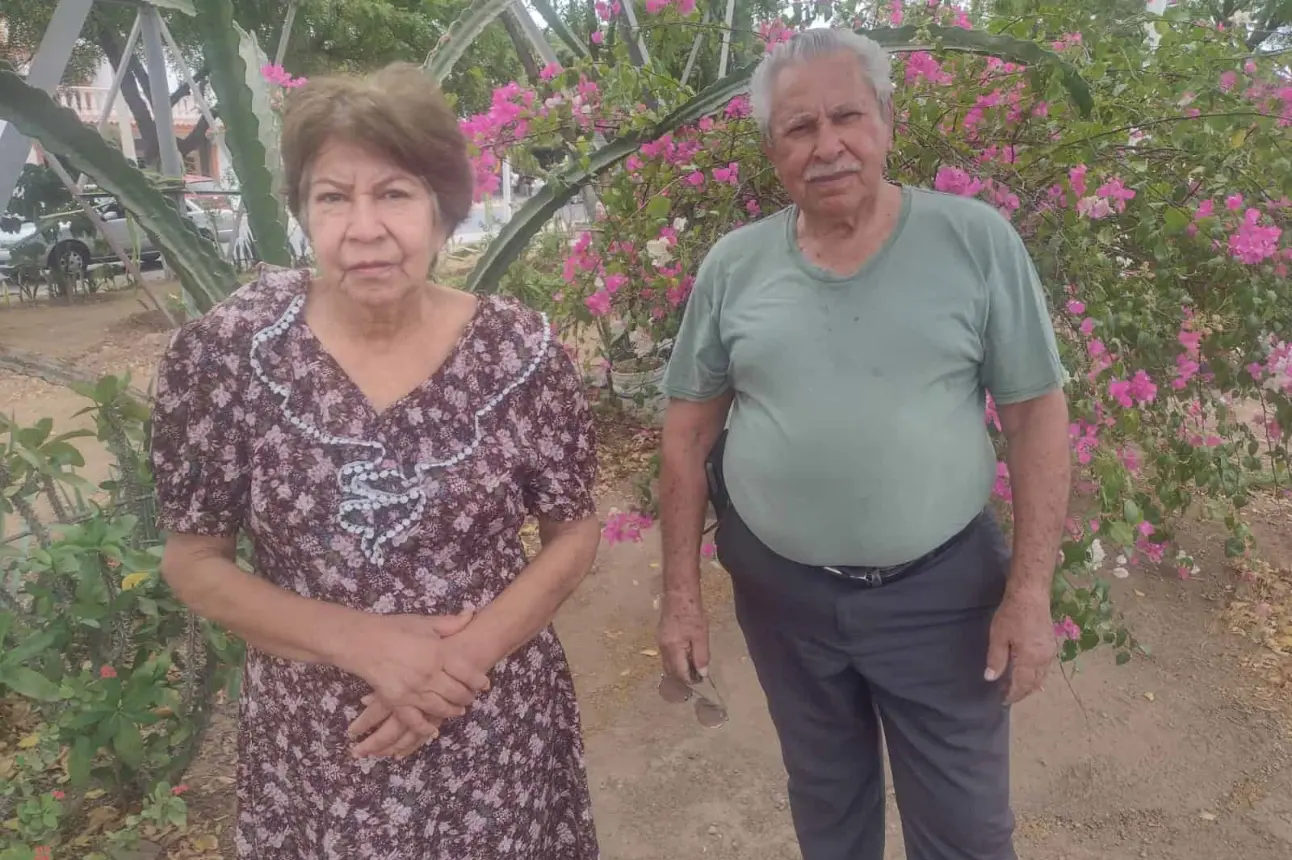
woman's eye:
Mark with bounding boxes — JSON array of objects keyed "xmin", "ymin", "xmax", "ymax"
[
  {"xmin": 316, "ymin": 192, "xmax": 344, "ymax": 204},
  {"xmin": 382, "ymin": 188, "xmax": 410, "ymax": 199}
]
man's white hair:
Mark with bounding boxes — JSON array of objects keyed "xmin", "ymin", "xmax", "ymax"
[{"xmin": 750, "ymin": 29, "xmax": 894, "ymax": 138}]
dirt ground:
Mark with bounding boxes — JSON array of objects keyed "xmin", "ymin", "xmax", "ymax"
[{"xmin": 2, "ymin": 288, "xmax": 1290, "ymax": 859}]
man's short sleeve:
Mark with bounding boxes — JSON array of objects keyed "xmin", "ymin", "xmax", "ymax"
[
  {"xmin": 663, "ymin": 248, "xmax": 731, "ymax": 401},
  {"xmin": 980, "ymin": 219, "xmax": 1066, "ymax": 404}
]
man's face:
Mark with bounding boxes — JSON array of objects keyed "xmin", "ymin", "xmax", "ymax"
[{"xmin": 764, "ymin": 52, "xmax": 893, "ymax": 219}]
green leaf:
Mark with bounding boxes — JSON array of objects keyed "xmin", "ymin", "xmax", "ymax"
[
  {"xmin": 424, "ymin": 0, "xmax": 522, "ymax": 84},
  {"xmin": 645, "ymin": 195, "xmax": 672, "ymax": 219},
  {"xmin": 2, "ymin": 629, "xmax": 58, "ymax": 667},
  {"xmin": 0, "ymin": 666, "xmax": 61, "ymax": 701},
  {"xmin": 1109, "ymin": 521, "xmax": 1136, "ymax": 547},
  {"xmin": 1163, "ymin": 207, "xmax": 1190, "ymax": 233},
  {"xmin": 193, "ymin": 0, "xmax": 292, "ymax": 266},
  {"xmin": 466, "ymin": 25, "xmax": 1093, "ymax": 292},
  {"xmin": 1123, "ymin": 499, "xmax": 1142, "ymax": 524},
  {"xmin": 1115, "ymin": 650, "xmax": 1132, "ymax": 666},
  {"xmin": 0, "ymin": 610, "xmax": 11, "ymax": 645},
  {"xmin": 113, "ymin": 719, "xmax": 145, "ymax": 769},
  {"xmin": 531, "ymin": 0, "xmax": 591, "ymax": 60},
  {"xmin": 69, "ymin": 734, "xmax": 94, "ymax": 786},
  {"xmin": 0, "ymin": 70, "xmax": 235, "ymax": 311}
]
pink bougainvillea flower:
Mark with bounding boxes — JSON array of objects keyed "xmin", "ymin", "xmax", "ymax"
[
  {"xmin": 51, "ymin": 790, "xmax": 65, "ymax": 800},
  {"xmin": 172, "ymin": 784, "xmax": 190, "ymax": 796},
  {"xmin": 685, "ymin": 171, "xmax": 706, "ymax": 187},
  {"xmin": 602, "ymin": 511, "xmax": 654, "ymax": 544},
  {"xmin": 1066, "ymin": 300, "xmax": 1085, "ymax": 315},
  {"xmin": 539, "ymin": 62, "xmax": 563, "ymax": 82},
  {"xmin": 585, "ymin": 290, "xmax": 612, "ymax": 316},
  {"xmin": 591, "ymin": 31, "xmax": 604, "ymax": 45},
  {"xmin": 100, "ymin": 665, "xmax": 117, "ymax": 679},
  {"xmin": 1053, "ymin": 616, "xmax": 1081, "ymax": 641},
  {"xmin": 933, "ymin": 165, "xmax": 985, "ymax": 197}
]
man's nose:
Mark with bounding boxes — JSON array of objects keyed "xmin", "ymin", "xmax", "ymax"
[{"xmin": 813, "ymin": 122, "xmax": 846, "ymax": 160}]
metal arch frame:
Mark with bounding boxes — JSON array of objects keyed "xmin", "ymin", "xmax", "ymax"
[{"xmin": 0, "ymin": 0, "xmax": 301, "ymax": 275}]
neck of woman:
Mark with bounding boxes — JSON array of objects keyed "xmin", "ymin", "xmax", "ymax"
[{"xmin": 313, "ymin": 279, "xmax": 436, "ymax": 346}]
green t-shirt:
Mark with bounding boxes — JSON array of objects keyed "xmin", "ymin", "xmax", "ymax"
[{"xmin": 663, "ymin": 185, "xmax": 1065, "ymax": 567}]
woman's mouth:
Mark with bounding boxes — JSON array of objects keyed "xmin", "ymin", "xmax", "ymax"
[{"xmin": 349, "ymin": 262, "xmax": 395, "ymax": 275}]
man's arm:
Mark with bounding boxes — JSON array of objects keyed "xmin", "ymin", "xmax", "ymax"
[
  {"xmin": 986, "ymin": 388, "xmax": 1071, "ymax": 702},
  {"xmin": 658, "ymin": 392, "xmax": 732, "ymax": 681},
  {"xmin": 997, "ymin": 389, "xmax": 1071, "ymax": 600}
]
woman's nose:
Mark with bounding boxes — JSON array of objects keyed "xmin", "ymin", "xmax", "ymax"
[{"xmin": 346, "ymin": 194, "xmax": 386, "ymax": 240}]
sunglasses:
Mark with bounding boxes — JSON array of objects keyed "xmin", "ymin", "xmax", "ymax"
[{"xmin": 658, "ymin": 671, "xmax": 729, "ymax": 728}]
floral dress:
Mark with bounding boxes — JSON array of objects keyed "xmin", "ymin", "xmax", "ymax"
[{"xmin": 150, "ymin": 267, "xmax": 599, "ymax": 860}]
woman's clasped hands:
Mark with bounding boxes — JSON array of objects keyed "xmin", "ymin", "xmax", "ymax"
[{"xmin": 345, "ymin": 608, "xmax": 493, "ymax": 759}]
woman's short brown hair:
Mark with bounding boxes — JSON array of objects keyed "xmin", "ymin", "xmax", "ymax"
[{"xmin": 280, "ymin": 62, "xmax": 473, "ymax": 233}]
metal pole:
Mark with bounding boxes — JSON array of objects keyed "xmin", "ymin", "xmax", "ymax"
[
  {"xmin": 275, "ymin": 1, "xmax": 300, "ymax": 65},
  {"xmin": 619, "ymin": 1, "xmax": 652, "ymax": 67},
  {"xmin": 0, "ymin": 0, "xmax": 95, "ymax": 214},
  {"xmin": 681, "ymin": 8, "xmax": 711, "ymax": 87},
  {"xmin": 157, "ymin": 16, "xmax": 219, "ymax": 131},
  {"xmin": 718, "ymin": 0, "xmax": 737, "ymax": 78},
  {"xmin": 508, "ymin": 3, "xmax": 559, "ymax": 65},
  {"xmin": 77, "ymin": 10, "xmax": 143, "ymax": 192},
  {"xmin": 140, "ymin": 5, "xmax": 184, "ymax": 180}
]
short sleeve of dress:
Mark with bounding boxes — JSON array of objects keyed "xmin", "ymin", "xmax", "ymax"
[
  {"xmin": 149, "ymin": 322, "xmax": 251, "ymax": 536},
  {"xmin": 523, "ymin": 338, "xmax": 597, "ymax": 522}
]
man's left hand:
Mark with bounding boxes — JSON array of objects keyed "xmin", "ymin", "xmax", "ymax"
[{"xmin": 984, "ymin": 589, "xmax": 1055, "ymax": 705}]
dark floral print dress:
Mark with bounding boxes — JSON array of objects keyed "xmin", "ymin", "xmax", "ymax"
[{"xmin": 149, "ymin": 267, "xmax": 599, "ymax": 860}]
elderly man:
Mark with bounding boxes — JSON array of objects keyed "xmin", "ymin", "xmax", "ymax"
[{"xmin": 656, "ymin": 28, "xmax": 1071, "ymax": 860}]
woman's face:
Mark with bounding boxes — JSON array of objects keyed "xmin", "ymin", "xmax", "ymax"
[{"xmin": 304, "ymin": 139, "xmax": 443, "ymax": 307}]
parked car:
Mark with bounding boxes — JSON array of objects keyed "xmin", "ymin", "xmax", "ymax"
[
  {"xmin": 0, "ymin": 219, "xmax": 38, "ymax": 277},
  {"xmin": 6, "ymin": 194, "xmax": 239, "ymax": 283}
]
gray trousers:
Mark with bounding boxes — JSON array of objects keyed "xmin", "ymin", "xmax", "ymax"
[{"xmin": 715, "ymin": 506, "xmax": 1016, "ymax": 860}]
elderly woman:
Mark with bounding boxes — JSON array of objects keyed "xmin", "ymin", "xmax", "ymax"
[{"xmin": 150, "ymin": 63, "xmax": 601, "ymax": 859}]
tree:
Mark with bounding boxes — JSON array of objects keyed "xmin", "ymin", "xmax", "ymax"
[{"xmin": 2, "ymin": 0, "xmax": 524, "ymax": 169}]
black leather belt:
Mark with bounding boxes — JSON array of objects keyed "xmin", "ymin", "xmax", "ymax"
[{"xmin": 821, "ymin": 512, "xmax": 985, "ymax": 588}]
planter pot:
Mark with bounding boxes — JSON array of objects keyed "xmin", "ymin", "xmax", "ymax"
[{"xmin": 610, "ymin": 362, "xmax": 666, "ymax": 424}]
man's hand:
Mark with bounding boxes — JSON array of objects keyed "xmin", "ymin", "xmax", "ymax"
[
  {"xmin": 984, "ymin": 589, "xmax": 1056, "ymax": 704},
  {"xmin": 658, "ymin": 590, "xmax": 711, "ymax": 683}
]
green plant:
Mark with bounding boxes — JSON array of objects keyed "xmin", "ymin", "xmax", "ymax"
[{"xmin": 0, "ymin": 382, "xmax": 242, "ymax": 858}]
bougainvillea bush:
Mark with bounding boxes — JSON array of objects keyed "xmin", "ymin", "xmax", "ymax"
[{"xmin": 462, "ymin": 1, "xmax": 1292, "ymax": 662}]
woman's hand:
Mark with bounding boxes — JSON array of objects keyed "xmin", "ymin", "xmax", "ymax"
[
  {"xmin": 344, "ymin": 609, "xmax": 492, "ymax": 739},
  {"xmin": 347, "ymin": 694, "xmax": 431, "ymax": 759},
  {"xmin": 348, "ymin": 626, "xmax": 498, "ymax": 758}
]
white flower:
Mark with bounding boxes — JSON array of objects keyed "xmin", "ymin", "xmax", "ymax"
[
  {"xmin": 628, "ymin": 328, "xmax": 655, "ymax": 358},
  {"xmin": 1112, "ymin": 566, "xmax": 1130, "ymax": 580},
  {"xmin": 672, "ymin": 217, "xmax": 688, "ymax": 233},
  {"xmin": 645, "ymin": 237, "xmax": 673, "ymax": 268},
  {"xmin": 1229, "ymin": 9, "xmax": 1253, "ymax": 26},
  {"xmin": 1088, "ymin": 539, "xmax": 1106, "ymax": 568},
  {"xmin": 1115, "ymin": 554, "xmax": 1128, "ymax": 566}
]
